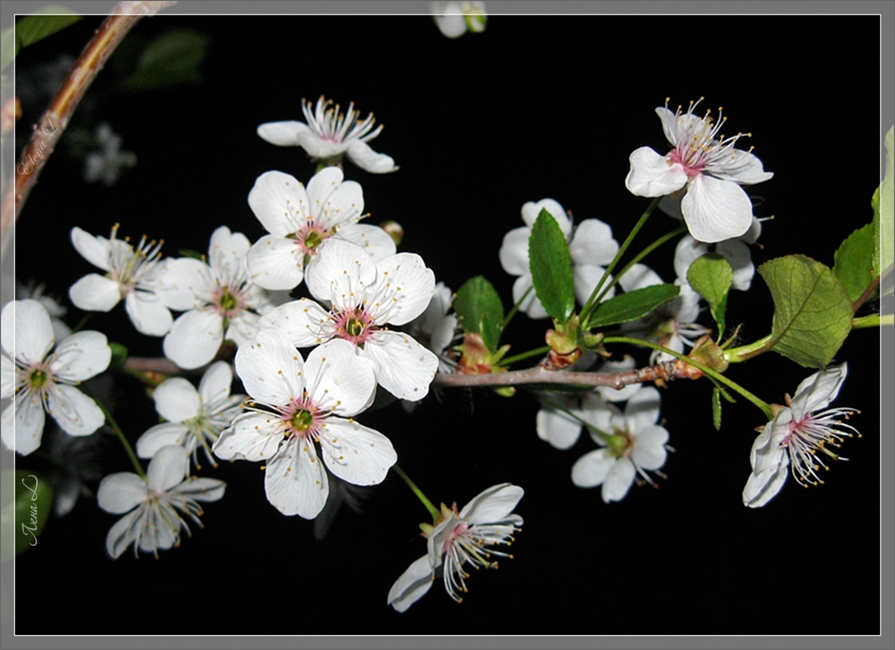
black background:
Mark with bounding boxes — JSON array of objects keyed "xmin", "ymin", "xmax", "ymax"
[{"xmin": 10, "ymin": 12, "xmax": 883, "ymax": 637}]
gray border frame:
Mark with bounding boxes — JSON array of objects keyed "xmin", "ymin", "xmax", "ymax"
[{"xmin": 0, "ymin": 1, "xmax": 891, "ymax": 649}]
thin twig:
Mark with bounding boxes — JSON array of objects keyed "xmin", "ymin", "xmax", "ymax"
[{"xmin": 0, "ymin": 1, "xmax": 177, "ymax": 258}]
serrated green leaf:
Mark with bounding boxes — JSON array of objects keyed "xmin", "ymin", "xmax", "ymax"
[
  {"xmin": 586, "ymin": 284, "xmax": 680, "ymax": 329},
  {"xmin": 529, "ymin": 208, "xmax": 575, "ymax": 322},
  {"xmin": 833, "ymin": 222, "xmax": 876, "ymax": 303},
  {"xmin": 712, "ymin": 386, "xmax": 722, "ymax": 431},
  {"xmin": 117, "ymin": 27, "xmax": 210, "ymax": 91},
  {"xmin": 758, "ymin": 255, "xmax": 853, "ymax": 368},
  {"xmin": 2, "ymin": 6, "xmax": 81, "ymax": 74},
  {"xmin": 454, "ymin": 276, "xmax": 504, "ymax": 351},
  {"xmin": 687, "ymin": 253, "xmax": 733, "ymax": 335},
  {"xmin": 874, "ymin": 124, "xmax": 893, "ymax": 296}
]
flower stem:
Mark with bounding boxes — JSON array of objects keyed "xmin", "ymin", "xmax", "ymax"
[
  {"xmin": 498, "ymin": 345, "xmax": 551, "ymax": 367},
  {"xmin": 535, "ymin": 392, "xmax": 610, "ymax": 445},
  {"xmin": 852, "ymin": 313, "xmax": 892, "ymax": 328},
  {"xmin": 501, "ymin": 285, "xmax": 533, "ymax": 331},
  {"xmin": 602, "ymin": 336, "xmax": 774, "ymax": 420},
  {"xmin": 392, "ymin": 464, "xmax": 439, "ymax": 520},
  {"xmin": 580, "ymin": 197, "xmax": 662, "ymax": 324},
  {"xmin": 723, "ymin": 334, "xmax": 773, "ymax": 363},
  {"xmin": 93, "ymin": 398, "xmax": 147, "ymax": 480}
]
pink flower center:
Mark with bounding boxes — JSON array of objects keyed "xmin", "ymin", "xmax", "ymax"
[
  {"xmin": 332, "ymin": 307, "xmax": 377, "ymax": 346},
  {"xmin": 664, "ymin": 97, "xmax": 753, "ymax": 179},
  {"xmin": 212, "ymin": 285, "xmax": 246, "ymax": 320},
  {"xmin": 296, "ymin": 222, "xmax": 330, "ymax": 257},
  {"xmin": 281, "ymin": 396, "xmax": 324, "ymax": 441}
]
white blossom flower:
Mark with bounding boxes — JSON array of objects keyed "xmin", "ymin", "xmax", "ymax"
[
  {"xmin": 83, "ymin": 122, "xmax": 137, "ymax": 187},
  {"xmin": 431, "ymin": 1, "xmax": 487, "ymax": 38},
  {"xmin": 136, "ymin": 361, "xmax": 245, "ymax": 469},
  {"xmin": 618, "ymin": 263, "xmax": 708, "ymax": 362},
  {"xmin": 405, "ymin": 281, "xmax": 458, "ymax": 373},
  {"xmin": 743, "ymin": 363, "xmax": 859, "ymax": 508},
  {"xmin": 213, "ymin": 330, "xmax": 396, "ymax": 519},
  {"xmin": 625, "ymin": 98, "xmax": 773, "ymax": 243},
  {"xmin": 499, "ymin": 198, "xmax": 619, "ymax": 319},
  {"xmin": 68, "ymin": 225, "xmax": 184, "ymax": 336},
  {"xmin": 162, "ymin": 226, "xmax": 287, "ymax": 370},
  {"xmin": 673, "ymin": 217, "xmax": 763, "ymax": 292},
  {"xmin": 1, "ymin": 300, "xmax": 111, "ymax": 456},
  {"xmin": 16, "ymin": 280, "xmax": 71, "ymax": 341},
  {"xmin": 258, "ymin": 238, "xmax": 439, "ymax": 402},
  {"xmin": 388, "ymin": 483, "xmax": 523, "ymax": 612},
  {"xmin": 257, "ymin": 96, "xmax": 398, "ymax": 174},
  {"xmin": 245, "ymin": 167, "xmax": 397, "ymax": 291},
  {"xmin": 97, "ymin": 445, "xmax": 226, "ymax": 559},
  {"xmin": 571, "ymin": 385, "xmax": 670, "ymax": 503}
]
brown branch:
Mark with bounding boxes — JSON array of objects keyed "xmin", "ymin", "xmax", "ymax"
[{"xmin": 0, "ymin": 1, "xmax": 177, "ymax": 258}]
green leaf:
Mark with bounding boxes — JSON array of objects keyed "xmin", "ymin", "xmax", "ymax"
[
  {"xmin": 586, "ymin": 284, "xmax": 680, "ymax": 329},
  {"xmin": 1, "ymin": 471, "xmax": 53, "ymax": 562},
  {"xmin": 529, "ymin": 208, "xmax": 576, "ymax": 323},
  {"xmin": 874, "ymin": 124, "xmax": 894, "ymax": 296},
  {"xmin": 758, "ymin": 255, "xmax": 853, "ymax": 368},
  {"xmin": 2, "ymin": 6, "xmax": 81, "ymax": 74},
  {"xmin": 117, "ymin": 27, "xmax": 211, "ymax": 91},
  {"xmin": 687, "ymin": 253, "xmax": 733, "ymax": 335},
  {"xmin": 454, "ymin": 276, "xmax": 503, "ymax": 352},
  {"xmin": 712, "ymin": 387, "xmax": 722, "ymax": 431},
  {"xmin": 833, "ymin": 222, "xmax": 877, "ymax": 303}
]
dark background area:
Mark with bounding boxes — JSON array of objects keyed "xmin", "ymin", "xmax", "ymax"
[{"xmin": 9, "ymin": 12, "xmax": 883, "ymax": 637}]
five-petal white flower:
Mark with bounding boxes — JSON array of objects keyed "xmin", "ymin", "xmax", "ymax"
[
  {"xmin": 625, "ymin": 98, "xmax": 773, "ymax": 243},
  {"xmin": 257, "ymin": 96, "xmax": 398, "ymax": 174},
  {"xmin": 136, "ymin": 360, "xmax": 245, "ymax": 469},
  {"xmin": 743, "ymin": 363, "xmax": 859, "ymax": 508},
  {"xmin": 387, "ymin": 483, "xmax": 523, "ymax": 612},
  {"xmin": 259, "ymin": 238, "xmax": 439, "ymax": 402},
  {"xmin": 245, "ymin": 167, "xmax": 397, "ymax": 291},
  {"xmin": 97, "ymin": 444, "xmax": 226, "ymax": 559},
  {"xmin": 571, "ymin": 385, "xmax": 670, "ymax": 503},
  {"xmin": 1, "ymin": 300, "xmax": 111, "ymax": 456},
  {"xmin": 162, "ymin": 226, "xmax": 287, "ymax": 370},
  {"xmin": 68, "ymin": 225, "xmax": 183, "ymax": 336},
  {"xmin": 212, "ymin": 329, "xmax": 397, "ymax": 519},
  {"xmin": 499, "ymin": 198, "xmax": 619, "ymax": 319}
]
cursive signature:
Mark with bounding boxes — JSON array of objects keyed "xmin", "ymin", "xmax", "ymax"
[
  {"xmin": 20, "ymin": 474, "xmax": 41, "ymax": 547},
  {"xmin": 16, "ymin": 121, "xmax": 59, "ymax": 177}
]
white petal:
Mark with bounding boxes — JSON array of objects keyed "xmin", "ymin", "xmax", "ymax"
[
  {"xmin": 387, "ymin": 555, "xmax": 434, "ymax": 612},
  {"xmin": 171, "ymin": 477, "xmax": 226, "ymax": 503},
  {"xmin": 571, "ymin": 449, "xmax": 615, "ymax": 488},
  {"xmin": 70, "ymin": 227, "xmax": 111, "ymax": 271},
  {"xmin": 460, "ymin": 483, "xmax": 524, "ymax": 523},
  {"xmin": 513, "ymin": 274, "xmax": 549, "ymax": 319},
  {"xmin": 743, "ymin": 451, "xmax": 790, "ymax": 508},
  {"xmin": 104, "ymin": 509, "xmax": 142, "ymax": 559},
  {"xmin": 1, "ymin": 394, "xmax": 45, "ymax": 455},
  {"xmin": 0, "ymin": 355, "xmax": 14, "ymax": 399},
  {"xmin": 265, "ymin": 437, "xmax": 329, "ymax": 518},
  {"xmin": 569, "ymin": 219, "xmax": 618, "ymax": 267},
  {"xmin": 716, "ymin": 239, "xmax": 755, "ymax": 291},
  {"xmin": 710, "ymin": 149, "xmax": 773, "ymax": 185},
  {"xmin": 625, "ymin": 147, "xmax": 687, "ymax": 197},
  {"xmin": 124, "ymin": 292, "xmax": 173, "ymax": 337},
  {"xmin": 305, "ymin": 238, "xmax": 378, "ymax": 308},
  {"xmin": 536, "ymin": 407, "xmax": 582, "ymax": 450},
  {"xmin": 97, "ymin": 472, "xmax": 147, "ymax": 514},
  {"xmin": 304, "ymin": 340, "xmax": 376, "ymax": 415},
  {"xmin": 213, "ymin": 412, "xmax": 284, "ymax": 462},
  {"xmin": 623, "ymin": 386, "xmax": 661, "ymax": 434},
  {"xmin": 681, "ymin": 175, "xmax": 753, "ymax": 243},
  {"xmin": 248, "ymin": 170, "xmax": 311, "ymax": 237},
  {"xmin": 245, "ymin": 234, "xmax": 305, "ymax": 291},
  {"xmin": 6, "ymin": 299, "xmax": 54, "ymax": 363},
  {"xmin": 573, "ymin": 265, "xmax": 613, "ymax": 308},
  {"xmin": 69, "ymin": 274, "xmax": 122, "ymax": 312},
  {"xmin": 257, "ymin": 120, "xmax": 312, "ymax": 146},
  {"xmin": 158, "ymin": 257, "xmax": 213, "ymax": 311},
  {"xmin": 319, "ymin": 418, "xmax": 396, "ymax": 486},
  {"xmin": 49, "ymin": 330, "xmax": 111, "ymax": 382},
  {"xmin": 307, "ymin": 167, "xmax": 364, "ymax": 229},
  {"xmin": 146, "ymin": 445, "xmax": 189, "ymax": 493},
  {"xmin": 363, "ymin": 331, "xmax": 439, "ymax": 401},
  {"xmin": 498, "ymin": 226, "xmax": 531, "ymax": 277},
  {"xmin": 520, "ymin": 198, "xmax": 571, "ymax": 235},
  {"xmin": 346, "ymin": 140, "xmax": 398, "ymax": 173},
  {"xmin": 198, "ymin": 361, "xmax": 235, "ymax": 406},
  {"xmin": 673, "ymin": 236, "xmax": 709, "ymax": 283},
  {"xmin": 791, "ymin": 363, "xmax": 847, "ymax": 418},
  {"xmin": 259, "ymin": 299, "xmax": 335, "ymax": 347},
  {"xmin": 434, "ymin": 12, "xmax": 467, "ymax": 38},
  {"xmin": 618, "ymin": 263, "xmax": 663, "ymax": 293},
  {"xmin": 371, "ymin": 252, "xmax": 435, "ymax": 326},
  {"xmin": 234, "ymin": 327, "xmax": 305, "ymax": 406},
  {"xmin": 136, "ymin": 422, "xmax": 190, "ymax": 458},
  {"xmin": 46, "ymin": 383, "xmax": 105, "ymax": 436},
  {"xmin": 153, "ymin": 377, "xmax": 200, "ymax": 423},
  {"xmin": 631, "ymin": 425, "xmax": 669, "ymax": 470},
  {"xmin": 163, "ymin": 309, "xmax": 224, "ymax": 371},
  {"xmin": 335, "ymin": 224, "xmax": 397, "ymax": 264},
  {"xmin": 602, "ymin": 458, "xmax": 636, "ymax": 503}
]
